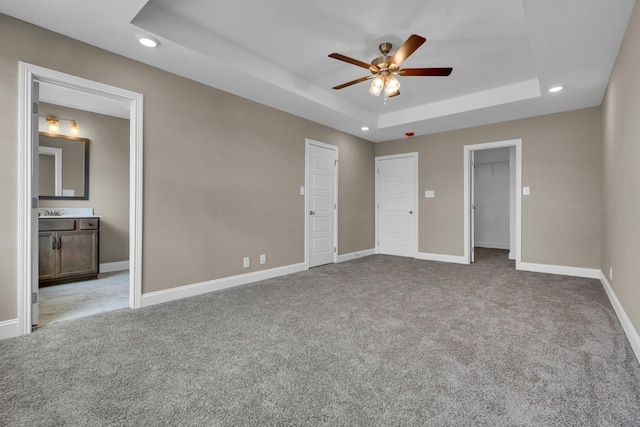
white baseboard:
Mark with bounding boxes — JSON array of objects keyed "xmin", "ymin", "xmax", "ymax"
[
  {"xmin": 337, "ymin": 248, "xmax": 376, "ymax": 263},
  {"xmin": 518, "ymin": 262, "xmax": 600, "ymax": 279},
  {"xmin": 141, "ymin": 262, "xmax": 307, "ymax": 308},
  {"xmin": 100, "ymin": 261, "xmax": 129, "ymax": 273},
  {"xmin": 0, "ymin": 319, "xmax": 19, "ymax": 340},
  {"xmin": 416, "ymin": 252, "xmax": 468, "ymax": 264},
  {"xmin": 475, "ymin": 242, "xmax": 510, "ymax": 250},
  {"xmin": 600, "ymin": 273, "xmax": 640, "ymax": 365}
]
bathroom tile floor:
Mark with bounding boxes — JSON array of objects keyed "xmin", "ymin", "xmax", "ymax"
[{"xmin": 36, "ymin": 270, "xmax": 129, "ymax": 328}]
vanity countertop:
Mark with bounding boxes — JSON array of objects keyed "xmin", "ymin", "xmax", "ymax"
[
  {"xmin": 39, "ymin": 214, "xmax": 102, "ymax": 218},
  {"xmin": 38, "ymin": 207, "xmax": 100, "ymax": 218}
]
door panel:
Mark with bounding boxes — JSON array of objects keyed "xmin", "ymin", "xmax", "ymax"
[
  {"xmin": 31, "ymin": 81, "xmax": 39, "ymax": 325},
  {"xmin": 38, "ymin": 232, "xmax": 56, "ymax": 281},
  {"xmin": 377, "ymin": 155, "xmax": 416, "ymax": 257},
  {"xmin": 58, "ymin": 231, "xmax": 99, "ymax": 278},
  {"xmin": 307, "ymin": 143, "xmax": 337, "ymax": 268}
]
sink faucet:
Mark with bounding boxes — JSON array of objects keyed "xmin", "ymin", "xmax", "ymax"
[{"xmin": 43, "ymin": 209, "xmax": 61, "ymax": 216}]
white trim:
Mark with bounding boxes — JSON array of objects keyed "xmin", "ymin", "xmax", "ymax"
[
  {"xmin": 38, "ymin": 145, "xmax": 63, "ymax": 196},
  {"xmin": 416, "ymin": 252, "xmax": 467, "ymax": 264},
  {"xmin": 375, "ymin": 152, "xmax": 419, "ymax": 257},
  {"xmin": 464, "ymin": 139, "xmax": 522, "ymax": 267},
  {"xmin": 141, "ymin": 262, "xmax": 307, "ymax": 307},
  {"xmin": 0, "ymin": 319, "xmax": 19, "ymax": 340},
  {"xmin": 518, "ymin": 262, "xmax": 600, "ymax": 279},
  {"xmin": 100, "ymin": 261, "xmax": 130, "ymax": 273},
  {"xmin": 600, "ymin": 273, "xmax": 640, "ymax": 364},
  {"xmin": 336, "ymin": 248, "xmax": 376, "ymax": 263},
  {"xmin": 17, "ymin": 62, "xmax": 144, "ymax": 336},
  {"xmin": 305, "ymin": 139, "xmax": 338, "ymax": 269}
]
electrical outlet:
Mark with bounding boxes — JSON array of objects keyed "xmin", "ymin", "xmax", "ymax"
[
  {"xmin": 243, "ymin": 257, "xmax": 250, "ymax": 268},
  {"xmin": 260, "ymin": 254, "xmax": 266, "ymax": 264}
]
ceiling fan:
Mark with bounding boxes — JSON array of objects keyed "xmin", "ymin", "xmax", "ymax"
[{"xmin": 329, "ymin": 34, "xmax": 452, "ymax": 98}]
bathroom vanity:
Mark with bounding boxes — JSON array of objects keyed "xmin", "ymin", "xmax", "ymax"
[{"xmin": 38, "ymin": 209, "xmax": 100, "ymax": 286}]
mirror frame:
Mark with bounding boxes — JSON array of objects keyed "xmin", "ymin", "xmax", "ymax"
[{"xmin": 39, "ymin": 131, "xmax": 90, "ymax": 200}]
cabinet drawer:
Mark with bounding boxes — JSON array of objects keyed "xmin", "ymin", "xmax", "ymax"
[
  {"xmin": 80, "ymin": 218, "xmax": 99, "ymax": 230},
  {"xmin": 40, "ymin": 219, "xmax": 76, "ymax": 231}
]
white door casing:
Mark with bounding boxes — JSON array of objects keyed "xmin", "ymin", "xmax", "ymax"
[
  {"xmin": 18, "ymin": 62, "xmax": 144, "ymax": 335},
  {"xmin": 376, "ymin": 153, "xmax": 418, "ymax": 258},
  {"xmin": 306, "ymin": 140, "xmax": 337, "ymax": 268},
  {"xmin": 470, "ymin": 150, "xmax": 475, "ymax": 263}
]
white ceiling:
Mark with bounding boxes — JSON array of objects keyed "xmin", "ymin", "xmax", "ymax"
[{"xmin": 0, "ymin": 0, "xmax": 635, "ymax": 142}]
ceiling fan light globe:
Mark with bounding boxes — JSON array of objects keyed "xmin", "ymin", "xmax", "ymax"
[
  {"xmin": 384, "ymin": 75, "xmax": 400, "ymax": 95},
  {"xmin": 369, "ymin": 84, "xmax": 383, "ymax": 96}
]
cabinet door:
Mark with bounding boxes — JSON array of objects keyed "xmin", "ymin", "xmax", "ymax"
[
  {"xmin": 58, "ymin": 230, "xmax": 99, "ymax": 278},
  {"xmin": 38, "ymin": 231, "xmax": 57, "ymax": 280}
]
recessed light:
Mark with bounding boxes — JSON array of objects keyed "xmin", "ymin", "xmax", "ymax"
[
  {"xmin": 548, "ymin": 85, "xmax": 564, "ymax": 93},
  {"xmin": 361, "ymin": 126, "xmax": 370, "ymax": 131},
  {"xmin": 137, "ymin": 35, "xmax": 159, "ymax": 48}
]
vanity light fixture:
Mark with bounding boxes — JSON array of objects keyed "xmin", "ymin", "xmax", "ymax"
[
  {"xmin": 41, "ymin": 115, "xmax": 80, "ymax": 135},
  {"xmin": 137, "ymin": 35, "xmax": 160, "ymax": 48},
  {"xmin": 46, "ymin": 116, "xmax": 59, "ymax": 133},
  {"xmin": 69, "ymin": 120, "xmax": 80, "ymax": 135}
]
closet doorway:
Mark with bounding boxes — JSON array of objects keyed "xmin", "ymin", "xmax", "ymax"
[{"xmin": 464, "ymin": 139, "xmax": 522, "ymax": 268}]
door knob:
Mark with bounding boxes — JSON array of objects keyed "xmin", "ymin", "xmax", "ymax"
[
  {"xmin": 309, "ymin": 210, "xmax": 316, "ymax": 215},
  {"xmin": 409, "ymin": 211, "xmax": 413, "ymax": 214}
]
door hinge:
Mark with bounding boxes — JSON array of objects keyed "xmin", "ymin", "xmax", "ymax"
[
  {"xmin": 334, "ymin": 160, "xmax": 338, "ymax": 166},
  {"xmin": 334, "ymin": 203, "xmax": 337, "ymax": 209},
  {"xmin": 32, "ymin": 292, "xmax": 38, "ymax": 303},
  {"xmin": 32, "ymin": 197, "xmax": 38, "ymax": 209},
  {"xmin": 334, "ymin": 247, "xmax": 337, "ymax": 253},
  {"xmin": 32, "ymin": 102, "xmax": 39, "ymax": 114}
]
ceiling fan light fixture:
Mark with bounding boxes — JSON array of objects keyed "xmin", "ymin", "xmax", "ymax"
[
  {"xmin": 384, "ymin": 75, "xmax": 400, "ymax": 96},
  {"xmin": 369, "ymin": 75, "xmax": 384, "ymax": 96}
]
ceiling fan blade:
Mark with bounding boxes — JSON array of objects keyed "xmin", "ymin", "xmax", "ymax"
[
  {"xmin": 398, "ymin": 67, "xmax": 453, "ymax": 76},
  {"xmin": 329, "ymin": 53, "xmax": 375, "ymax": 70},
  {"xmin": 332, "ymin": 75, "xmax": 374, "ymax": 90},
  {"xmin": 389, "ymin": 34, "xmax": 426, "ymax": 68}
]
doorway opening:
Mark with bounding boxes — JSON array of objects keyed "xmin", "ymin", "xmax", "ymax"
[
  {"xmin": 17, "ymin": 62, "xmax": 144, "ymax": 336},
  {"xmin": 464, "ymin": 139, "xmax": 522, "ymax": 268}
]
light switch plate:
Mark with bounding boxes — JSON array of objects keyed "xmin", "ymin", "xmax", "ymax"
[
  {"xmin": 300, "ymin": 186, "xmax": 305, "ymax": 195},
  {"xmin": 425, "ymin": 190, "xmax": 435, "ymax": 198},
  {"xmin": 523, "ymin": 186, "xmax": 530, "ymax": 195}
]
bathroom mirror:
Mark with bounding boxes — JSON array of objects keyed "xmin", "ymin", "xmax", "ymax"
[{"xmin": 39, "ymin": 132, "xmax": 89, "ymax": 200}]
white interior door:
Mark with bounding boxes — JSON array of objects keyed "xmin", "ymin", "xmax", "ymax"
[
  {"xmin": 31, "ymin": 81, "xmax": 40, "ymax": 325},
  {"xmin": 470, "ymin": 150, "xmax": 475, "ymax": 263},
  {"xmin": 376, "ymin": 154, "xmax": 416, "ymax": 257},
  {"xmin": 307, "ymin": 142, "xmax": 337, "ymax": 268}
]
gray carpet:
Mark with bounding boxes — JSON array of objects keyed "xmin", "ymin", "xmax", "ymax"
[{"xmin": 2, "ymin": 249, "xmax": 639, "ymax": 426}]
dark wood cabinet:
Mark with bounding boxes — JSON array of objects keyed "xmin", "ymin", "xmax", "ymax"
[{"xmin": 39, "ymin": 217, "xmax": 100, "ymax": 286}]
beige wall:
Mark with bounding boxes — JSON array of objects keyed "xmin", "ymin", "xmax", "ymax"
[
  {"xmin": 0, "ymin": 15, "xmax": 374, "ymax": 321},
  {"xmin": 602, "ymin": 3, "xmax": 640, "ymax": 333},
  {"xmin": 38, "ymin": 103, "xmax": 130, "ymax": 264},
  {"xmin": 375, "ymin": 107, "xmax": 602, "ymax": 268}
]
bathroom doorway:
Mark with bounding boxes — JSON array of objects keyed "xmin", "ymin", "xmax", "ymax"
[
  {"xmin": 35, "ymin": 97, "xmax": 131, "ymax": 328},
  {"xmin": 17, "ymin": 62, "xmax": 144, "ymax": 336}
]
